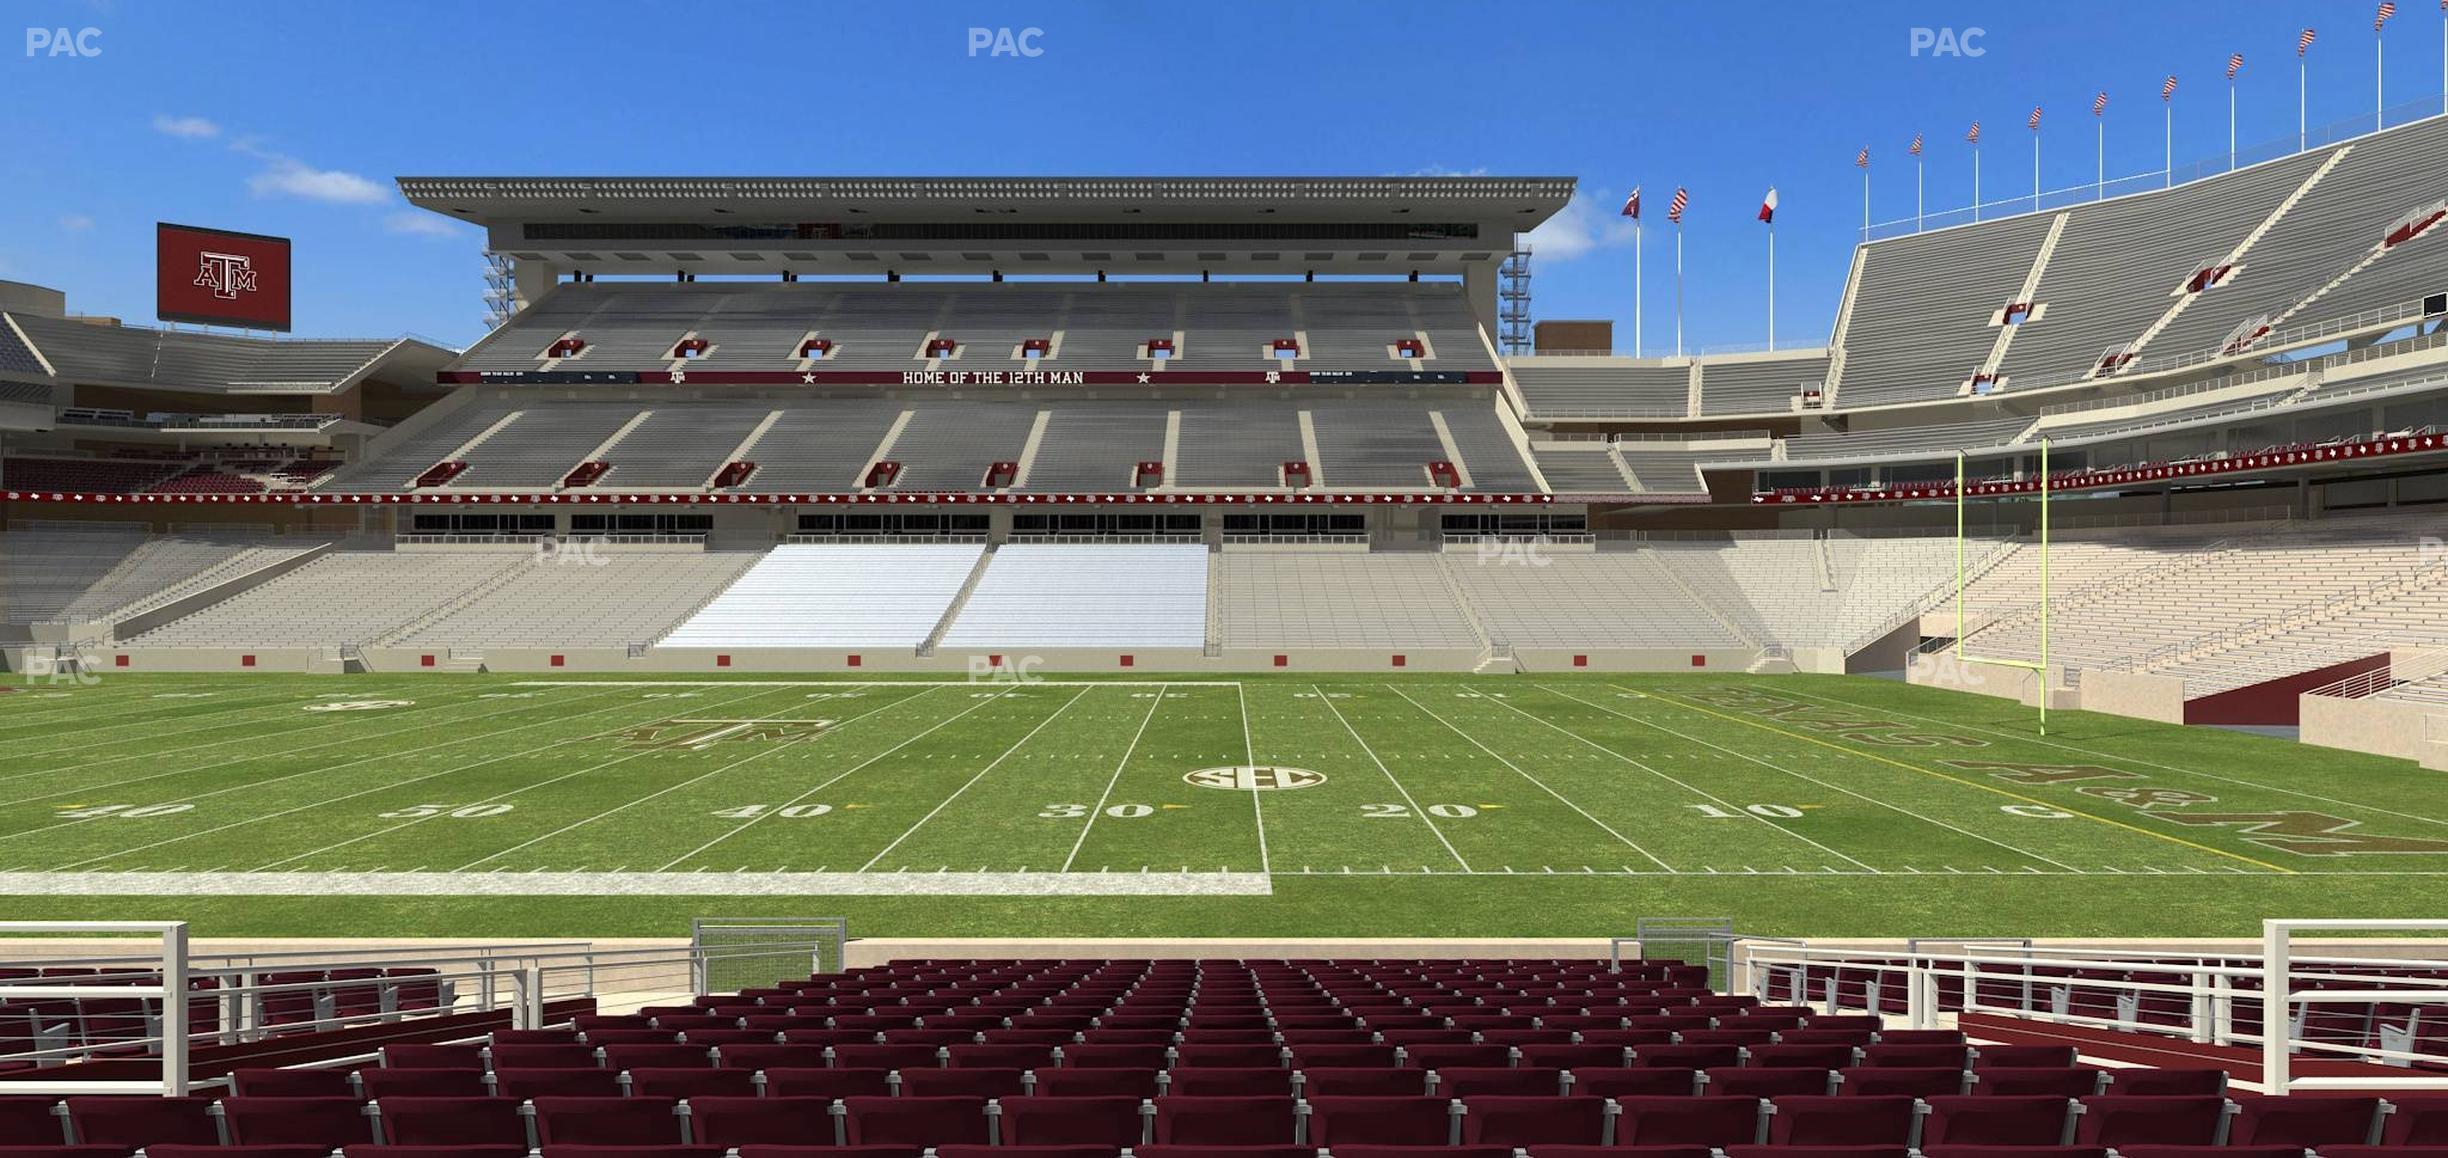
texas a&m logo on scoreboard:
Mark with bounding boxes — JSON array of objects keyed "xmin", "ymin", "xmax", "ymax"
[{"xmin": 156, "ymin": 222, "xmax": 293, "ymax": 332}]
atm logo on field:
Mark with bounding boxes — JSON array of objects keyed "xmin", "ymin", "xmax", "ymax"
[{"xmin": 617, "ymin": 719, "xmax": 834, "ymax": 750}]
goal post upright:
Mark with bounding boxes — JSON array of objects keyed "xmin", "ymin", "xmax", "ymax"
[{"xmin": 1951, "ymin": 440, "xmax": 2052, "ymax": 734}]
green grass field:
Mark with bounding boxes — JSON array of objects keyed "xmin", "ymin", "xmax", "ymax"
[{"xmin": 2, "ymin": 671, "xmax": 2444, "ymax": 940}]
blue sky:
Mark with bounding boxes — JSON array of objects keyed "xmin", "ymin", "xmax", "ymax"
[{"xmin": 4, "ymin": 0, "xmax": 2441, "ymax": 352}]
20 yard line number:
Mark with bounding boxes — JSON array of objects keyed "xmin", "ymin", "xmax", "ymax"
[
  {"xmin": 1365, "ymin": 803, "xmax": 1482, "ymax": 819},
  {"xmin": 56, "ymin": 803, "xmax": 194, "ymax": 819},
  {"xmin": 1688, "ymin": 803, "xmax": 1807, "ymax": 819}
]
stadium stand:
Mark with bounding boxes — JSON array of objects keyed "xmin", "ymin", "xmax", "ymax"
[
  {"xmin": 938, "ymin": 543, "xmax": 1209, "ymax": 649},
  {"xmin": 0, "ymin": 523, "xmax": 152, "ymax": 624},
  {"xmin": 1443, "ymin": 551, "xmax": 1751, "ymax": 649},
  {"xmin": 1699, "ymin": 351, "xmax": 1833, "ymax": 415},
  {"xmin": 386, "ymin": 551, "xmax": 764, "ymax": 650},
  {"xmin": 1, "ymin": 311, "xmax": 443, "ymax": 391},
  {"xmin": 451, "ymin": 282, "xmax": 1499, "ymax": 374},
  {"xmin": 1828, "ymin": 212, "xmax": 2058, "ymax": 407},
  {"xmin": 1212, "ymin": 552, "xmax": 1483, "ymax": 649},
  {"xmin": 658, "ymin": 542, "xmax": 984, "ymax": 649},
  {"xmin": 124, "ymin": 550, "xmax": 539, "ymax": 648},
  {"xmin": 1511, "ymin": 361, "xmax": 1692, "ymax": 417}
]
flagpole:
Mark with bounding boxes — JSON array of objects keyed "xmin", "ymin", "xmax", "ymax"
[
  {"xmin": 2096, "ymin": 114, "xmax": 2105, "ymax": 200},
  {"xmin": 1972, "ymin": 145, "xmax": 1981, "ymax": 222},
  {"xmin": 1860, "ymin": 166, "xmax": 1869, "ymax": 240},
  {"xmin": 1915, "ymin": 155, "xmax": 1924, "ymax": 231},
  {"xmin": 2033, "ymin": 125, "xmax": 2042, "ymax": 212},
  {"xmin": 2377, "ymin": 25, "xmax": 2387, "ymax": 127},
  {"xmin": 1633, "ymin": 219, "xmax": 1644, "ymax": 359},
  {"xmin": 2300, "ymin": 52, "xmax": 2309, "ymax": 149},
  {"xmin": 2164, "ymin": 99, "xmax": 2173, "ymax": 187},
  {"xmin": 1766, "ymin": 221, "xmax": 1776, "ymax": 352},
  {"xmin": 2229, "ymin": 77, "xmax": 2238, "ymax": 170},
  {"xmin": 1673, "ymin": 224, "xmax": 1684, "ymax": 358}
]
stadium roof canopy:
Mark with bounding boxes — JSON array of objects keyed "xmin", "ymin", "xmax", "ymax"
[{"xmin": 397, "ymin": 176, "xmax": 1577, "ymax": 281}]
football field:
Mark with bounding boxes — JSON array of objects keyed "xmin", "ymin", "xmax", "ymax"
[{"xmin": 2, "ymin": 671, "xmax": 2445, "ymax": 938}]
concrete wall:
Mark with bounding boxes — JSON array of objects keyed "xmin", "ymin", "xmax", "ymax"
[
  {"xmin": 105, "ymin": 644, "xmax": 1767, "ymax": 676},
  {"xmin": 2300, "ymin": 691, "xmax": 2438, "ymax": 762},
  {"xmin": 2080, "ymin": 669, "xmax": 2190, "ymax": 725}
]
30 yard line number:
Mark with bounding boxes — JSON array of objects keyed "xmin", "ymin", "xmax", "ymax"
[
  {"xmin": 57, "ymin": 803, "xmax": 193, "ymax": 819},
  {"xmin": 1041, "ymin": 804, "xmax": 1157, "ymax": 819},
  {"xmin": 378, "ymin": 803, "xmax": 515, "ymax": 819}
]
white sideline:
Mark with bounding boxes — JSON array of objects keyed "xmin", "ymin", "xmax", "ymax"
[{"xmin": 0, "ymin": 871, "xmax": 1276, "ymax": 897}]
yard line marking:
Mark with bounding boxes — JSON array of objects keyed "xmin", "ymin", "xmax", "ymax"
[
  {"xmin": 1639, "ymin": 685, "xmax": 2293, "ymax": 874},
  {"xmin": 1061, "ymin": 688, "xmax": 1167, "ymax": 873},
  {"xmin": 242, "ymin": 684, "xmax": 798, "ymax": 871},
  {"xmin": 40, "ymin": 685, "xmax": 672, "ymax": 870},
  {"xmin": 1477, "ymin": 688, "xmax": 1879, "ymax": 872},
  {"xmin": 1541, "ymin": 684, "xmax": 2082, "ymax": 873},
  {"xmin": 857, "ymin": 688, "xmax": 1093, "ymax": 872},
  {"xmin": 0, "ymin": 686, "xmax": 646, "ymax": 840},
  {"xmin": 1237, "ymin": 682, "xmax": 1271, "ymax": 876},
  {"xmin": 1387, "ymin": 685, "xmax": 1674, "ymax": 872},
  {"xmin": 0, "ymin": 688, "xmax": 320, "ymax": 744},
  {"xmin": 0, "ymin": 682, "xmax": 522, "ymax": 789},
  {"xmin": 658, "ymin": 686, "xmax": 1025, "ymax": 870},
  {"xmin": 1310, "ymin": 684, "xmax": 1471, "ymax": 872},
  {"xmin": 1768, "ymin": 682, "xmax": 2448, "ymax": 833},
  {"xmin": 450, "ymin": 687, "xmax": 936, "ymax": 871},
  {"xmin": 511, "ymin": 679, "xmax": 1242, "ymax": 688}
]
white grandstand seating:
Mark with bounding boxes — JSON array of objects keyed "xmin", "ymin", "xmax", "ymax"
[
  {"xmin": 63, "ymin": 534, "xmax": 329, "ymax": 627},
  {"xmin": 321, "ymin": 405, "xmax": 517, "ymax": 490},
  {"xmin": 881, "ymin": 404, "xmax": 1038, "ymax": 491},
  {"xmin": 1436, "ymin": 406, "xmax": 1538, "ymax": 491},
  {"xmin": 730, "ymin": 401, "xmax": 907, "ymax": 491},
  {"xmin": 2380, "ymin": 668, "xmax": 2448, "ymax": 706},
  {"xmin": 1783, "ymin": 415, "xmax": 2034, "ymax": 461},
  {"xmin": 939, "ymin": 543, "xmax": 1208, "ymax": 648},
  {"xmin": 1212, "ymin": 553, "xmax": 1481, "ymax": 648},
  {"xmin": 126, "ymin": 550, "xmax": 536, "ymax": 648},
  {"xmin": 1949, "ymin": 524, "xmax": 2258, "ymax": 621},
  {"xmin": 390, "ymin": 552, "xmax": 764, "ymax": 649},
  {"xmin": 1964, "ymin": 513, "xmax": 2448, "ymax": 672},
  {"xmin": 1647, "ymin": 535, "xmax": 1973, "ymax": 648},
  {"xmin": 657, "ymin": 543, "xmax": 982, "ymax": 648},
  {"xmin": 1443, "ymin": 551, "xmax": 1747, "ymax": 648},
  {"xmin": 0, "ymin": 525, "xmax": 150, "ymax": 624},
  {"xmin": 1526, "ymin": 444, "xmax": 1633, "ymax": 493},
  {"xmin": 1615, "ymin": 449, "xmax": 1713, "ymax": 494},
  {"xmin": 1304, "ymin": 402, "xmax": 1453, "ymax": 488}
]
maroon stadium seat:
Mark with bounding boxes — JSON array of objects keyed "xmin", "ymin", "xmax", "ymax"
[
  {"xmin": 683, "ymin": 1097, "xmax": 837, "ymax": 1146},
  {"xmin": 997, "ymin": 1096, "xmax": 1148, "ymax": 1146},
  {"xmin": 1150, "ymin": 1096, "xmax": 1297, "ymax": 1145},
  {"xmin": 1458, "ymin": 1095, "xmax": 1609, "ymax": 1145},
  {"xmin": 530, "ymin": 1096, "xmax": 684, "ymax": 1145}
]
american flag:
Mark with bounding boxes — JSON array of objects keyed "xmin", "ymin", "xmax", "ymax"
[
  {"xmin": 1621, "ymin": 186, "xmax": 1641, "ymax": 220},
  {"xmin": 1967, "ymin": 121, "xmax": 1982, "ymax": 144},
  {"xmin": 2299, "ymin": 27, "xmax": 2318, "ymax": 56},
  {"xmin": 2162, "ymin": 75, "xmax": 2179, "ymax": 101},
  {"xmin": 2093, "ymin": 91, "xmax": 2110, "ymax": 116},
  {"xmin": 2227, "ymin": 52, "xmax": 2245, "ymax": 80},
  {"xmin": 1855, "ymin": 147, "xmax": 1869, "ymax": 168},
  {"xmin": 2029, "ymin": 106, "xmax": 2044, "ymax": 131},
  {"xmin": 2376, "ymin": 2, "xmax": 2397, "ymax": 30},
  {"xmin": 1666, "ymin": 187, "xmax": 1689, "ymax": 224},
  {"xmin": 1908, "ymin": 133, "xmax": 1924, "ymax": 157}
]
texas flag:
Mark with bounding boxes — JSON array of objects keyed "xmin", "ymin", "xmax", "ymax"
[
  {"xmin": 1621, "ymin": 186, "xmax": 1641, "ymax": 220},
  {"xmin": 1758, "ymin": 187, "xmax": 1779, "ymax": 224}
]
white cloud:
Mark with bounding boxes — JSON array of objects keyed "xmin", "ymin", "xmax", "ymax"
[
  {"xmin": 152, "ymin": 114, "xmax": 221, "ymax": 139},
  {"xmin": 1523, "ymin": 189, "xmax": 1639, "ymax": 262},
  {"xmin": 57, "ymin": 214, "xmax": 95, "ymax": 232},
  {"xmin": 385, "ymin": 211, "xmax": 470, "ymax": 239},
  {"xmin": 245, "ymin": 156, "xmax": 390, "ymax": 205}
]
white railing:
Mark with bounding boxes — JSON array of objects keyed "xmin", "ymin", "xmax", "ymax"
[
  {"xmin": 1738, "ymin": 927, "xmax": 2448, "ymax": 1094},
  {"xmin": 0, "ymin": 923, "xmax": 846, "ymax": 1094}
]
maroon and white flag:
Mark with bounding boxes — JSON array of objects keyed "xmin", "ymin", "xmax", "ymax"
[
  {"xmin": 1621, "ymin": 186, "xmax": 1641, "ymax": 219},
  {"xmin": 1757, "ymin": 187, "xmax": 1778, "ymax": 224}
]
